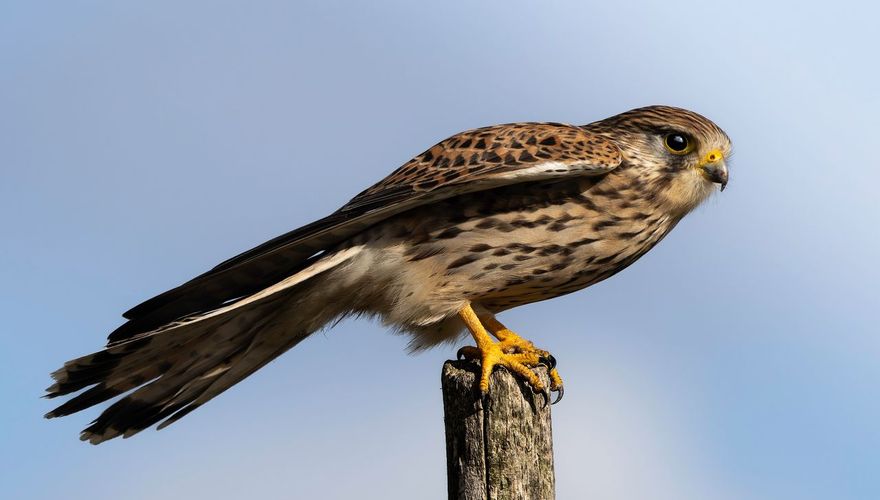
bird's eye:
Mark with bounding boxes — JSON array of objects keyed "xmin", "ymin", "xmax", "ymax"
[{"xmin": 664, "ymin": 133, "xmax": 693, "ymax": 155}]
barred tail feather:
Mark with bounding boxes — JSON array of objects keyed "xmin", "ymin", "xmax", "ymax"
[{"xmin": 44, "ymin": 246, "xmax": 363, "ymax": 444}]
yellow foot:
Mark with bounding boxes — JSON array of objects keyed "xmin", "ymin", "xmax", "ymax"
[
  {"xmin": 457, "ymin": 303, "xmax": 565, "ymax": 404},
  {"xmin": 455, "ymin": 343, "xmax": 544, "ymax": 391}
]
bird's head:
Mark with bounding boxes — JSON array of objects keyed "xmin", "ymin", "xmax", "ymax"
[{"xmin": 588, "ymin": 105, "xmax": 731, "ymax": 215}]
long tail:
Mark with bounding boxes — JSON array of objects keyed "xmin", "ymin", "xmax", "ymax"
[{"xmin": 45, "ymin": 246, "xmax": 363, "ymax": 444}]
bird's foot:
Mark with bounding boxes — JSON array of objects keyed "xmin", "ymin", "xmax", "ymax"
[
  {"xmin": 457, "ymin": 339, "xmax": 564, "ymax": 404},
  {"xmin": 497, "ymin": 335, "xmax": 564, "ymax": 402},
  {"xmin": 457, "ymin": 302, "xmax": 564, "ymax": 403}
]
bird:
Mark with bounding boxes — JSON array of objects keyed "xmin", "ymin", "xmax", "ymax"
[{"xmin": 45, "ymin": 105, "xmax": 730, "ymax": 444}]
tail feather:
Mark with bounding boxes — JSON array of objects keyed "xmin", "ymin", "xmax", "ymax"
[
  {"xmin": 46, "ymin": 312, "xmax": 228, "ymax": 399},
  {"xmin": 81, "ymin": 342, "xmax": 251, "ymax": 442},
  {"xmin": 78, "ymin": 312, "xmax": 279, "ymax": 442},
  {"xmin": 157, "ymin": 326, "xmax": 307, "ymax": 431},
  {"xmin": 45, "ymin": 246, "xmax": 363, "ymax": 444},
  {"xmin": 46, "ymin": 338, "xmax": 152, "ymax": 397},
  {"xmin": 45, "ymin": 314, "xmax": 232, "ymax": 403}
]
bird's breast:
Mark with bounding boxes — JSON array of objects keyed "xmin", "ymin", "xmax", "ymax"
[{"xmin": 363, "ymin": 178, "xmax": 680, "ymax": 314}]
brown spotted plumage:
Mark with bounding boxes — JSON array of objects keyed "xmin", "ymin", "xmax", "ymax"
[
  {"xmin": 362, "ymin": 122, "xmax": 621, "ymax": 195},
  {"xmin": 46, "ymin": 105, "xmax": 731, "ymax": 443}
]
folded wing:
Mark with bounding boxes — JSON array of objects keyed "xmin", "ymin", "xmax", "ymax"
[{"xmin": 111, "ymin": 122, "xmax": 621, "ymax": 342}]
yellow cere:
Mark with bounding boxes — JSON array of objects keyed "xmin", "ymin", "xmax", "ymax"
[{"xmin": 700, "ymin": 149, "xmax": 724, "ymax": 166}]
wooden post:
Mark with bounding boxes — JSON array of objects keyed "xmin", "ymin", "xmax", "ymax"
[{"xmin": 442, "ymin": 360, "xmax": 555, "ymax": 500}]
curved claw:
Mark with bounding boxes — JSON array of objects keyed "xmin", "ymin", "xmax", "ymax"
[
  {"xmin": 551, "ymin": 386, "xmax": 564, "ymax": 405},
  {"xmin": 456, "ymin": 347, "xmax": 467, "ymax": 360},
  {"xmin": 538, "ymin": 354, "xmax": 557, "ymax": 370}
]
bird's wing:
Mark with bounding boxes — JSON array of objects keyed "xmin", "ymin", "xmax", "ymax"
[{"xmin": 112, "ymin": 122, "xmax": 621, "ymax": 342}]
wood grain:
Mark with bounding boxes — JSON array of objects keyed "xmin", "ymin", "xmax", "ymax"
[{"xmin": 442, "ymin": 360, "xmax": 555, "ymax": 500}]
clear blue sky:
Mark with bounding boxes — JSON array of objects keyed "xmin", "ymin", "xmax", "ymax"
[{"xmin": 2, "ymin": 1, "xmax": 878, "ymax": 499}]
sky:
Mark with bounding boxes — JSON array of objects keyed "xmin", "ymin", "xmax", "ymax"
[{"xmin": 2, "ymin": 1, "xmax": 878, "ymax": 499}]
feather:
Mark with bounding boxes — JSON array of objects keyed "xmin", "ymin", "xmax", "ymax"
[
  {"xmin": 46, "ymin": 246, "xmax": 363, "ymax": 444},
  {"xmin": 112, "ymin": 123, "xmax": 621, "ymax": 342}
]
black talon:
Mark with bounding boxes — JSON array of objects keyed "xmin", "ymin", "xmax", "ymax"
[
  {"xmin": 456, "ymin": 347, "xmax": 467, "ymax": 360},
  {"xmin": 551, "ymin": 386, "xmax": 564, "ymax": 405},
  {"xmin": 539, "ymin": 354, "xmax": 557, "ymax": 369},
  {"xmin": 530, "ymin": 382, "xmax": 551, "ymax": 408}
]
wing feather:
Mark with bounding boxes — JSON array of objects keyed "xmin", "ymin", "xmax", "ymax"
[{"xmin": 113, "ymin": 122, "xmax": 620, "ymax": 342}]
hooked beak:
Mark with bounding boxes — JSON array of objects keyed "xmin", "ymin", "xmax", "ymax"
[{"xmin": 699, "ymin": 150, "xmax": 729, "ymax": 191}]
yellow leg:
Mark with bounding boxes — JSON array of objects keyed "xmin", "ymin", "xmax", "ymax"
[
  {"xmin": 458, "ymin": 303, "xmax": 564, "ymax": 402},
  {"xmin": 478, "ymin": 312, "xmax": 564, "ymax": 398},
  {"xmin": 458, "ymin": 303, "xmax": 546, "ymax": 394}
]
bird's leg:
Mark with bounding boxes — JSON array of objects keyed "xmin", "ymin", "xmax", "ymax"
[
  {"xmin": 457, "ymin": 303, "xmax": 546, "ymax": 395},
  {"xmin": 477, "ymin": 312, "xmax": 564, "ymax": 400},
  {"xmin": 457, "ymin": 303, "xmax": 563, "ymax": 402}
]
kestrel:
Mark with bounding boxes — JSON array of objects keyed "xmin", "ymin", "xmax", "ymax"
[{"xmin": 46, "ymin": 105, "xmax": 730, "ymax": 444}]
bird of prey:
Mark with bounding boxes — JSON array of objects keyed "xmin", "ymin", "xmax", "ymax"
[{"xmin": 45, "ymin": 105, "xmax": 730, "ymax": 444}]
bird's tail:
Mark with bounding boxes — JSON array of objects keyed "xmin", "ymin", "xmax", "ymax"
[{"xmin": 45, "ymin": 246, "xmax": 364, "ymax": 444}]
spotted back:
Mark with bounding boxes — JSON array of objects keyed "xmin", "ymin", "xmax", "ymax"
[{"xmin": 355, "ymin": 122, "xmax": 621, "ymax": 199}]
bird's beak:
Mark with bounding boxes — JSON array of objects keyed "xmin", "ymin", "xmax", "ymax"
[{"xmin": 699, "ymin": 150, "xmax": 729, "ymax": 191}]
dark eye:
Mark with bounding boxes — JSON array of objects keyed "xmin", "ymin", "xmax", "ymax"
[{"xmin": 664, "ymin": 133, "xmax": 692, "ymax": 154}]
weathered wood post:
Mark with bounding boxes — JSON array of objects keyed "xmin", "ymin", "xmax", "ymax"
[{"xmin": 442, "ymin": 360, "xmax": 555, "ymax": 500}]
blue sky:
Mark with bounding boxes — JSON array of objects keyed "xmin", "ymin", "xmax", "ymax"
[{"xmin": 2, "ymin": 1, "xmax": 878, "ymax": 499}]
